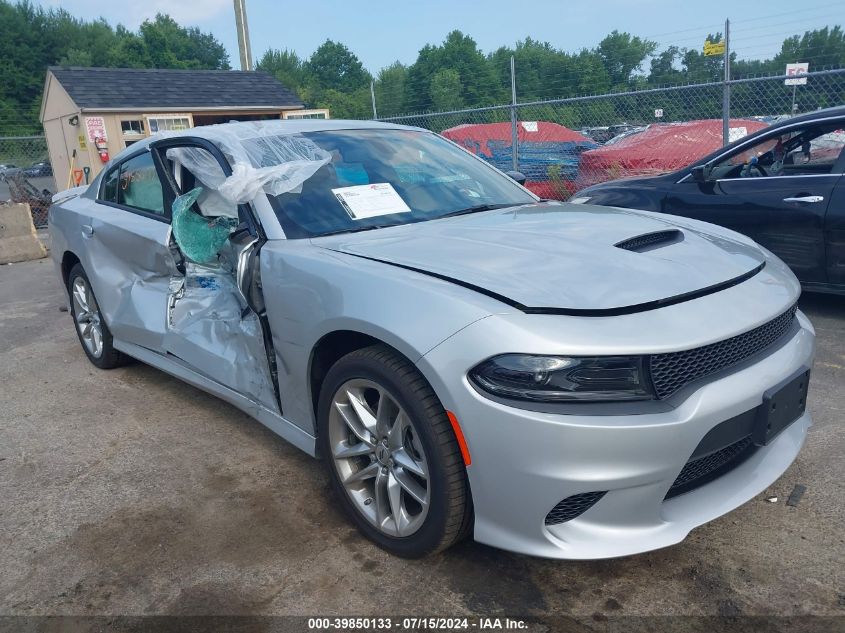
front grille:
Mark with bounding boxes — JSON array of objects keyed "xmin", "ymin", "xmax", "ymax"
[
  {"xmin": 649, "ymin": 305, "xmax": 797, "ymax": 399},
  {"xmin": 665, "ymin": 435, "xmax": 756, "ymax": 499},
  {"xmin": 545, "ymin": 491, "xmax": 607, "ymax": 525}
]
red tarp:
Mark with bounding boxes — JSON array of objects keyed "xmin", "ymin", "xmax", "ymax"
[
  {"xmin": 442, "ymin": 122, "xmax": 597, "ymax": 199},
  {"xmin": 442, "ymin": 121, "xmax": 592, "ymax": 151},
  {"xmin": 576, "ymin": 119, "xmax": 769, "ymax": 188}
]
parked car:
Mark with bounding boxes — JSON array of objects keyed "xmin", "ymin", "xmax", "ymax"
[
  {"xmin": 607, "ymin": 122, "xmax": 644, "ymax": 137},
  {"xmin": 580, "ymin": 126, "xmax": 614, "ymax": 144},
  {"xmin": 575, "ymin": 106, "xmax": 845, "ymax": 295},
  {"xmin": 0, "ymin": 163, "xmax": 19, "ymax": 178},
  {"xmin": 23, "ymin": 161, "xmax": 52, "ymax": 177},
  {"xmin": 603, "ymin": 124, "xmax": 649, "ymax": 146},
  {"xmin": 49, "ymin": 120, "xmax": 814, "ymax": 559}
]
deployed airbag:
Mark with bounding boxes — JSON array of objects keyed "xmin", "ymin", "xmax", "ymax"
[{"xmin": 171, "ymin": 188, "xmax": 238, "ymax": 264}]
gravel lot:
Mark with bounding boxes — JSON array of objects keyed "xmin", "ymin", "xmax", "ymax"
[{"xmin": 0, "ymin": 256, "xmax": 843, "ymax": 630}]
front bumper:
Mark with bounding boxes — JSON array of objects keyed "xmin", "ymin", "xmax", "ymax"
[{"xmin": 419, "ymin": 310, "xmax": 815, "ymax": 559}]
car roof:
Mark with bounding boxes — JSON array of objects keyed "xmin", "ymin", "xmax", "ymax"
[
  {"xmin": 89, "ymin": 119, "xmax": 431, "ymax": 195},
  {"xmin": 112, "ymin": 119, "xmax": 423, "ymax": 162},
  {"xmin": 772, "ymin": 105, "xmax": 845, "ymax": 128}
]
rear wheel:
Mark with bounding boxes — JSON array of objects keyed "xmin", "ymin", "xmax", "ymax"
[
  {"xmin": 67, "ymin": 263, "xmax": 125, "ymax": 369},
  {"xmin": 317, "ymin": 344, "xmax": 472, "ymax": 557}
]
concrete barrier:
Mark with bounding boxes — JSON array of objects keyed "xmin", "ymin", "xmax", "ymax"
[{"xmin": 0, "ymin": 203, "xmax": 47, "ymax": 264}]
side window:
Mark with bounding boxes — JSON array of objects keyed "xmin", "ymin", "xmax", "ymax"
[
  {"xmin": 118, "ymin": 152, "xmax": 165, "ymax": 215},
  {"xmin": 711, "ymin": 123, "xmax": 845, "ymax": 180},
  {"xmin": 791, "ymin": 129, "xmax": 845, "ymax": 170}
]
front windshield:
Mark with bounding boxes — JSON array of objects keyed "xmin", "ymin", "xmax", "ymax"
[{"xmin": 268, "ymin": 129, "xmax": 536, "ymax": 238}]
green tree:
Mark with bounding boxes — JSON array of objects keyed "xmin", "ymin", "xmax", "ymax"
[
  {"xmin": 315, "ymin": 87, "xmax": 372, "ymax": 119},
  {"xmin": 305, "ymin": 40, "xmax": 371, "ymax": 93},
  {"xmin": 597, "ymin": 30, "xmax": 657, "ymax": 86},
  {"xmin": 430, "ymin": 68, "xmax": 464, "ymax": 111},
  {"xmin": 138, "ymin": 14, "xmax": 230, "ymax": 69},
  {"xmin": 406, "ymin": 31, "xmax": 501, "ymax": 111},
  {"xmin": 0, "ymin": 1, "xmax": 231, "ymax": 134},
  {"xmin": 374, "ymin": 61, "xmax": 407, "ymax": 116},
  {"xmin": 256, "ymin": 48, "xmax": 305, "ymax": 94},
  {"xmin": 57, "ymin": 48, "xmax": 94, "ymax": 67},
  {"xmin": 774, "ymin": 26, "xmax": 845, "ymax": 69},
  {"xmin": 648, "ymin": 46, "xmax": 684, "ymax": 85}
]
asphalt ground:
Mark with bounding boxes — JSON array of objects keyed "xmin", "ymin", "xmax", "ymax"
[{"xmin": 0, "ymin": 256, "xmax": 843, "ymax": 632}]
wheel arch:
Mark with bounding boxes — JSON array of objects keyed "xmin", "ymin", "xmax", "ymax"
[
  {"xmin": 308, "ymin": 330, "xmax": 392, "ymax": 425},
  {"xmin": 61, "ymin": 251, "xmax": 81, "ymax": 290}
]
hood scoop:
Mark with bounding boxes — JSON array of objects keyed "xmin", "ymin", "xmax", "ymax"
[{"xmin": 615, "ymin": 229, "xmax": 683, "ymax": 253}]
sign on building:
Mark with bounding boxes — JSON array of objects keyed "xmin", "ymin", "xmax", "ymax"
[
  {"xmin": 785, "ymin": 63, "xmax": 809, "ymax": 85},
  {"xmin": 85, "ymin": 116, "xmax": 108, "ymax": 143}
]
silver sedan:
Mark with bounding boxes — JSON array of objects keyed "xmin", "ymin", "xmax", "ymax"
[{"xmin": 49, "ymin": 120, "xmax": 814, "ymax": 558}]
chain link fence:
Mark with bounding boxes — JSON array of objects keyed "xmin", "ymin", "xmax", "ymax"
[
  {"xmin": 0, "ymin": 135, "xmax": 56, "ymax": 228},
  {"xmin": 379, "ymin": 69, "xmax": 845, "ymax": 200}
]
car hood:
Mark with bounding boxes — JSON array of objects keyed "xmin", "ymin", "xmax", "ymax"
[{"xmin": 315, "ymin": 202, "xmax": 766, "ymax": 314}]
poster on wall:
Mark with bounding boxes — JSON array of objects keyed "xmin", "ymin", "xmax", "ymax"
[{"xmin": 85, "ymin": 116, "xmax": 108, "ymax": 143}]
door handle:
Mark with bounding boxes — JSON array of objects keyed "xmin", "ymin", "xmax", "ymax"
[
  {"xmin": 81, "ymin": 224, "xmax": 94, "ymax": 236},
  {"xmin": 783, "ymin": 195, "xmax": 824, "ymax": 203}
]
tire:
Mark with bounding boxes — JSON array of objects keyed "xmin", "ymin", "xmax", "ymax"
[
  {"xmin": 67, "ymin": 263, "xmax": 126, "ymax": 369},
  {"xmin": 317, "ymin": 344, "xmax": 473, "ymax": 557}
]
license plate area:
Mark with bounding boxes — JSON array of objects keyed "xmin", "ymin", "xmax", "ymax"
[{"xmin": 753, "ymin": 367, "xmax": 810, "ymax": 446}]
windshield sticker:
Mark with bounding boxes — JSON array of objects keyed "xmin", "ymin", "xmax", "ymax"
[{"xmin": 332, "ymin": 183, "xmax": 411, "ymax": 220}]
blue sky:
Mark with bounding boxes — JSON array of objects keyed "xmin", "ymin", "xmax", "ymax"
[{"xmin": 38, "ymin": 0, "xmax": 843, "ymax": 73}]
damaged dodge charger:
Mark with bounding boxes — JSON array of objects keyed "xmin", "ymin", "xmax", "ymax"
[{"xmin": 49, "ymin": 120, "xmax": 815, "ymax": 559}]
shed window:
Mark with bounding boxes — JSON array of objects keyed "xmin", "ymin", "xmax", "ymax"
[
  {"xmin": 121, "ymin": 120, "xmax": 145, "ymax": 136},
  {"xmin": 147, "ymin": 116, "xmax": 192, "ymax": 133}
]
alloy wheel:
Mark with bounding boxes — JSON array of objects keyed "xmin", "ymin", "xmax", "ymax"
[
  {"xmin": 328, "ymin": 379, "xmax": 431, "ymax": 537},
  {"xmin": 71, "ymin": 276, "xmax": 104, "ymax": 358}
]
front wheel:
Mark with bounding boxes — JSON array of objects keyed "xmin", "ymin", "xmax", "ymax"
[{"xmin": 317, "ymin": 345, "xmax": 472, "ymax": 557}]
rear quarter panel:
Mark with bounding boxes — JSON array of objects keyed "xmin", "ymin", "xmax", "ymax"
[{"xmin": 48, "ymin": 193, "xmax": 94, "ymax": 291}]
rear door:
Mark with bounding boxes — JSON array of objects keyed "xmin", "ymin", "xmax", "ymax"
[
  {"xmin": 664, "ymin": 119, "xmax": 845, "ymax": 285},
  {"xmin": 82, "ymin": 149, "xmax": 177, "ymax": 352}
]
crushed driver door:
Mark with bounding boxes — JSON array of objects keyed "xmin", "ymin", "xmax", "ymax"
[{"xmin": 148, "ymin": 136, "xmax": 281, "ymax": 415}]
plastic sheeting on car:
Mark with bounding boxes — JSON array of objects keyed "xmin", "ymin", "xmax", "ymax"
[
  {"xmin": 164, "ymin": 121, "xmax": 332, "ymax": 205},
  {"xmin": 171, "ymin": 187, "xmax": 239, "ymax": 264},
  {"xmin": 165, "ymin": 262, "xmax": 278, "ymax": 413}
]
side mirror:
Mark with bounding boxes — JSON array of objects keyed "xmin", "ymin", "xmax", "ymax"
[
  {"xmin": 690, "ymin": 165, "xmax": 711, "ymax": 183},
  {"xmin": 505, "ymin": 170, "xmax": 527, "ymax": 185}
]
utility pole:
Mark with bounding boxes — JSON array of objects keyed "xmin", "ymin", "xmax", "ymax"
[
  {"xmin": 722, "ymin": 18, "xmax": 731, "ymax": 146},
  {"xmin": 233, "ymin": 0, "xmax": 253, "ymax": 71},
  {"xmin": 510, "ymin": 55, "xmax": 519, "ymax": 171},
  {"xmin": 370, "ymin": 81, "xmax": 378, "ymax": 119}
]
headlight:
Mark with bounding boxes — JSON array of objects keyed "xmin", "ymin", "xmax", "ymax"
[{"xmin": 469, "ymin": 354, "xmax": 653, "ymax": 402}]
